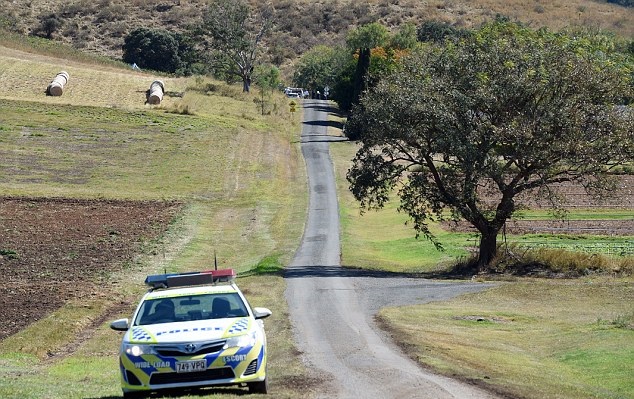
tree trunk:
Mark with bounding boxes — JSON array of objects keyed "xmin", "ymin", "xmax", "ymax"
[
  {"xmin": 477, "ymin": 228, "xmax": 499, "ymax": 271},
  {"xmin": 352, "ymin": 47, "xmax": 371, "ymax": 105}
]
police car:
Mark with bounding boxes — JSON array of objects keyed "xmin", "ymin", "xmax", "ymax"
[{"xmin": 110, "ymin": 269, "xmax": 271, "ymax": 398}]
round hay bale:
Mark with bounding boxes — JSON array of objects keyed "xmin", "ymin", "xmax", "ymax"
[
  {"xmin": 47, "ymin": 71, "xmax": 69, "ymax": 96},
  {"xmin": 148, "ymin": 80, "xmax": 165, "ymax": 104}
]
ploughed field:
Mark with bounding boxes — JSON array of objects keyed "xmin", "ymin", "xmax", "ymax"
[
  {"xmin": 0, "ymin": 197, "xmax": 181, "ymax": 340},
  {"xmin": 443, "ymin": 176, "xmax": 634, "ymax": 236},
  {"xmin": 0, "ymin": 176, "xmax": 632, "ymax": 341}
]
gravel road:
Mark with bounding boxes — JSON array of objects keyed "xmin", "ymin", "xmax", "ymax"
[{"xmin": 285, "ymin": 99, "xmax": 501, "ymax": 399}]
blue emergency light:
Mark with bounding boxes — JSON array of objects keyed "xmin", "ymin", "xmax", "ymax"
[{"xmin": 145, "ymin": 269, "xmax": 236, "ymax": 290}]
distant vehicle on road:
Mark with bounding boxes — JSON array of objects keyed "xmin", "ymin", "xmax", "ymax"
[{"xmin": 284, "ymin": 87, "xmax": 306, "ymax": 98}]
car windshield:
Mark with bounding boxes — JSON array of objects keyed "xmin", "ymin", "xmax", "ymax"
[{"xmin": 134, "ymin": 292, "xmax": 249, "ymax": 326}]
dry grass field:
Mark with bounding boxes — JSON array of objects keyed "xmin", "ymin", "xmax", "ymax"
[
  {"xmin": 0, "ymin": 45, "xmax": 188, "ymax": 110},
  {"xmin": 0, "ymin": 38, "xmax": 310, "ymax": 398}
]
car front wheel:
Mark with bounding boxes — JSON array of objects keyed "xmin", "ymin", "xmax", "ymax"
[
  {"xmin": 123, "ymin": 391, "xmax": 146, "ymax": 399},
  {"xmin": 247, "ymin": 378, "xmax": 268, "ymax": 394}
]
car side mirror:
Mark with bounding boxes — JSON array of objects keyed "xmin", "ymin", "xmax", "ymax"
[
  {"xmin": 110, "ymin": 318, "xmax": 130, "ymax": 331},
  {"xmin": 253, "ymin": 307, "xmax": 272, "ymax": 320}
]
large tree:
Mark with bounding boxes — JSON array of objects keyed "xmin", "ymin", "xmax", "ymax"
[
  {"xmin": 346, "ymin": 22, "xmax": 633, "ymax": 270},
  {"xmin": 347, "ymin": 23, "xmax": 390, "ymax": 107},
  {"xmin": 199, "ymin": 0, "xmax": 270, "ymax": 92},
  {"xmin": 293, "ymin": 45, "xmax": 344, "ymax": 93}
]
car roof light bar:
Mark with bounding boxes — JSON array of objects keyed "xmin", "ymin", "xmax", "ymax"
[{"xmin": 145, "ymin": 269, "xmax": 236, "ymax": 290}]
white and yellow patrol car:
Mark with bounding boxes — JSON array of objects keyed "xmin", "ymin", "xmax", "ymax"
[{"xmin": 110, "ymin": 269, "xmax": 271, "ymax": 398}]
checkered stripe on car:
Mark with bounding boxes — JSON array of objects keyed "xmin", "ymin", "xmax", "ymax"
[
  {"xmin": 131, "ymin": 327, "xmax": 153, "ymax": 342},
  {"xmin": 227, "ymin": 318, "xmax": 249, "ymax": 334}
]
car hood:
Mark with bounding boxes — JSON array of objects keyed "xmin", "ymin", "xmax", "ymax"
[{"xmin": 125, "ymin": 317, "xmax": 252, "ymax": 344}]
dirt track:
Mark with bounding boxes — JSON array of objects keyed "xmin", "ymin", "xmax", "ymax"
[{"xmin": 0, "ymin": 197, "xmax": 181, "ymax": 340}]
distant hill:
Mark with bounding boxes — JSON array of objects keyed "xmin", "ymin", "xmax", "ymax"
[{"xmin": 2, "ymin": 0, "xmax": 632, "ymax": 68}]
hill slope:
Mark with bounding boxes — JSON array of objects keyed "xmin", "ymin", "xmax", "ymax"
[
  {"xmin": 2, "ymin": 0, "xmax": 632, "ymax": 66},
  {"xmin": 0, "ymin": 45, "xmax": 188, "ymax": 109}
]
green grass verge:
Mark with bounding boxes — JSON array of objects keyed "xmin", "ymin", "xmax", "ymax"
[
  {"xmin": 331, "ymin": 141, "xmax": 474, "ymax": 272},
  {"xmin": 378, "ymin": 279, "xmax": 634, "ymax": 399}
]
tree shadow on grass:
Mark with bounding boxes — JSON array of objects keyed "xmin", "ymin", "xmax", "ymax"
[{"xmin": 284, "ymin": 264, "xmax": 486, "ymax": 280}]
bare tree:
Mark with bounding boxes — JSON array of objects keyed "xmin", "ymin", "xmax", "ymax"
[{"xmin": 199, "ymin": 0, "xmax": 271, "ymax": 92}]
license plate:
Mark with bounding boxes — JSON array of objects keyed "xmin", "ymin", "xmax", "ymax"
[{"xmin": 175, "ymin": 359, "xmax": 207, "ymax": 373}]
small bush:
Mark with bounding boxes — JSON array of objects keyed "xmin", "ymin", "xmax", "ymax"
[
  {"xmin": 34, "ymin": 13, "xmax": 63, "ymax": 39},
  {"xmin": 0, "ymin": 249, "xmax": 19, "ymax": 260},
  {"xmin": 496, "ymin": 246, "xmax": 633, "ymax": 277},
  {"xmin": 448, "ymin": 244, "xmax": 633, "ymax": 277}
]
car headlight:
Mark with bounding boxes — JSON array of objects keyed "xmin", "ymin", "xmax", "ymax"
[
  {"xmin": 224, "ymin": 331, "xmax": 257, "ymax": 349},
  {"xmin": 123, "ymin": 343, "xmax": 155, "ymax": 357}
]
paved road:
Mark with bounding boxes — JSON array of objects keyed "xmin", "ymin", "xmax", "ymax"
[{"xmin": 285, "ymin": 99, "xmax": 501, "ymax": 399}]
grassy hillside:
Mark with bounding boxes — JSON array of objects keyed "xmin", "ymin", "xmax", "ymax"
[
  {"xmin": 0, "ymin": 36, "xmax": 313, "ymax": 398},
  {"xmin": 1, "ymin": 0, "xmax": 632, "ymax": 71},
  {"xmin": 0, "ymin": 36, "xmax": 184, "ymax": 109}
]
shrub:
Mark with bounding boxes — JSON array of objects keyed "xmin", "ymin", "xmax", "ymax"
[
  {"xmin": 34, "ymin": 13, "xmax": 63, "ymax": 39},
  {"xmin": 122, "ymin": 27, "xmax": 183, "ymax": 73},
  {"xmin": 607, "ymin": 0, "xmax": 634, "ymax": 7},
  {"xmin": 416, "ymin": 20, "xmax": 469, "ymax": 43},
  {"xmin": 449, "ymin": 244, "xmax": 633, "ymax": 277}
]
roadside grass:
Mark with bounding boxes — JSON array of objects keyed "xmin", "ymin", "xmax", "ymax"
[
  {"xmin": 378, "ymin": 278, "xmax": 634, "ymax": 399},
  {"xmin": 0, "ymin": 41, "xmax": 309, "ymax": 398},
  {"xmin": 492, "ymin": 241, "xmax": 634, "ymax": 278},
  {"xmin": 331, "ymin": 141, "xmax": 475, "ymax": 272},
  {"xmin": 329, "ymin": 111, "xmax": 633, "ymax": 398}
]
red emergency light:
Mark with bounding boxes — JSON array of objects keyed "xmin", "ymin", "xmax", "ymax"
[{"xmin": 145, "ymin": 269, "xmax": 236, "ymax": 290}]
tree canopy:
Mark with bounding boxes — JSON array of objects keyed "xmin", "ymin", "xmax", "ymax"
[
  {"xmin": 292, "ymin": 45, "xmax": 344, "ymax": 93},
  {"xmin": 346, "ymin": 22, "xmax": 390, "ymax": 52},
  {"xmin": 198, "ymin": 0, "xmax": 270, "ymax": 92},
  {"xmin": 346, "ymin": 21, "xmax": 634, "ymax": 270},
  {"xmin": 294, "ymin": 22, "xmax": 418, "ymax": 111},
  {"xmin": 122, "ymin": 28, "xmax": 183, "ymax": 73}
]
